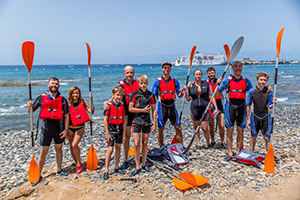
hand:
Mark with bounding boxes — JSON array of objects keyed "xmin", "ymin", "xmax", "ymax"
[
  {"xmin": 267, "ymin": 86, "xmax": 273, "ymax": 93},
  {"xmin": 106, "ymin": 134, "xmax": 112, "ymax": 143},
  {"xmin": 188, "ymin": 81, "xmax": 194, "ymax": 87},
  {"xmin": 214, "ymin": 109, "xmax": 219, "ymax": 117},
  {"xmin": 89, "ymin": 93, "xmax": 93, "ymax": 100},
  {"xmin": 59, "ymin": 130, "xmax": 68, "ymax": 139},
  {"xmin": 179, "ymin": 87, "xmax": 186, "ymax": 95},
  {"xmin": 217, "ymin": 77, "xmax": 223, "ymax": 85},
  {"xmin": 143, "ymin": 105, "xmax": 151, "ymax": 113},
  {"xmin": 103, "ymin": 101, "xmax": 110, "ymax": 110},
  {"xmin": 273, "ymin": 97, "xmax": 277, "ymax": 104},
  {"xmin": 27, "ymin": 101, "xmax": 33, "ymax": 113},
  {"xmin": 151, "ymin": 123, "xmax": 156, "ymax": 133}
]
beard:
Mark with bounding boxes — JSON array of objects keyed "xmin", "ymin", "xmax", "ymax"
[{"xmin": 49, "ymin": 86, "xmax": 58, "ymax": 92}]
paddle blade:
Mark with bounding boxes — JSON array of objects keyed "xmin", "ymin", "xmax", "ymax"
[
  {"xmin": 28, "ymin": 156, "xmax": 40, "ymax": 183},
  {"xmin": 171, "ymin": 135, "xmax": 178, "ymax": 144},
  {"xmin": 87, "ymin": 144, "xmax": 98, "ymax": 170},
  {"xmin": 22, "ymin": 41, "xmax": 35, "ymax": 72},
  {"xmin": 128, "ymin": 147, "xmax": 135, "ymax": 156},
  {"xmin": 189, "ymin": 45, "xmax": 197, "ymax": 68},
  {"xmin": 172, "ymin": 177, "xmax": 193, "ymax": 192},
  {"xmin": 86, "ymin": 42, "xmax": 91, "ymax": 68},
  {"xmin": 224, "ymin": 44, "xmax": 230, "ymax": 63},
  {"xmin": 192, "ymin": 174, "xmax": 210, "ymax": 186},
  {"xmin": 229, "ymin": 36, "xmax": 244, "ymax": 63},
  {"xmin": 264, "ymin": 144, "xmax": 275, "ymax": 174},
  {"xmin": 276, "ymin": 28, "xmax": 285, "ymax": 58},
  {"xmin": 179, "ymin": 172, "xmax": 197, "ymax": 189}
]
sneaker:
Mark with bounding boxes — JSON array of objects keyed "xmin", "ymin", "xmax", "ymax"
[
  {"xmin": 141, "ymin": 165, "xmax": 152, "ymax": 173},
  {"xmin": 220, "ymin": 143, "xmax": 226, "ymax": 149},
  {"xmin": 114, "ymin": 168, "xmax": 125, "ymax": 175},
  {"xmin": 120, "ymin": 161, "xmax": 129, "ymax": 170},
  {"xmin": 224, "ymin": 155, "xmax": 232, "ymax": 162},
  {"xmin": 31, "ymin": 176, "xmax": 43, "ymax": 187},
  {"xmin": 210, "ymin": 141, "xmax": 216, "ymax": 148},
  {"xmin": 56, "ymin": 170, "xmax": 69, "ymax": 176},
  {"xmin": 76, "ymin": 163, "xmax": 82, "ymax": 174},
  {"xmin": 196, "ymin": 145, "xmax": 201, "ymax": 150},
  {"xmin": 103, "ymin": 172, "xmax": 109, "ymax": 180},
  {"xmin": 129, "ymin": 168, "xmax": 141, "ymax": 177}
]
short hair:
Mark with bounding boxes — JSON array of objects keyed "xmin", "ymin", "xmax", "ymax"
[
  {"xmin": 193, "ymin": 68, "xmax": 202, "ymax": 76},
  {"xmin": 256, "ymin": 72, "xmax": 269, "ymax": 80},
  {"xmin": 233, "ymin": 61, "xmax": 242, "ymax": 67},
  {"xmin": 206, "ymin": 67, "xmax": 216, "ymax": 73},
  {"xmin": 112, "ymin": 85, "xmax": 124, "ymax": 95},
  {"xmin": 137, "ymin": 74, "xmax": 148, "ymax": 83},
  {"xmin": 49, "ymin": 77, "xmax": 59, "ymax": 82}
]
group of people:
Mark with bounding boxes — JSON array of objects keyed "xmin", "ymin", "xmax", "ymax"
[{"xmin": 27, "ymin": 60, "xmax": 276, "ymax": 184}]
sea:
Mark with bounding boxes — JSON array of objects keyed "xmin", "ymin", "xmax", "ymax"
[{"xmin": 1, "ymin": 63, "xmax": 300, "ymax": 132}]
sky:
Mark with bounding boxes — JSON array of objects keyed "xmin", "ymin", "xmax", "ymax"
[{"xmin": 0, "ymin": 0, "xmax": 299, "ymax": 65}]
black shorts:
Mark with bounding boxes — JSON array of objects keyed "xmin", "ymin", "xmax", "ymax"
[
  {"xmin": 126, "ymin": 112, "xmax": 134, "ymax": 127},
  {"xmin": 250, "ymin": 113, "xmax": 272, "ymax": 138},
  {"xmin": 157, "ymin": 101, "xmax": 180, "ymax": 128},
  {"xmin": 108, "ymin": 125, "xmax": 123, "ymax": 147},
  {"xmin": 68, "ymin": 126, "xmax": 84, "ymax": 133},
  {"xmin": 216, "ymin": 99, "xmax": 224, "ymax": 114},
  {"xmin": 132, "ymin": 118, "xmax": 151, "ymax": 133},
  {"xmin": 40, "ymin": 120, "xmax": 64, "ymax": 146},
  {"xmin": 190, "ymin": 107, "xmax": 210, "ymax": 121},
  {"xmin": 225, "ymin": 100, "xmax": 246, "ymax": 128}
]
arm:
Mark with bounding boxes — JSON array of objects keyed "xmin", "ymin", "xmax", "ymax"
[
  {"xmin": 104, "ymin": 97, "xmax": 113, "ymax": 110},
  {"xmin": 128, "ymin": 102, "xmax": 150, "ymax": 113},
  {"xmin": 103, "ymin": 115, "xmax": 113, "ymax": 142},
  {"xmin": 185, "ymin": 86, "xmax": 192, "ymax": 102},
  {"xmin": 60, "ymin": 114, "xmax": 69, "ymax": 138},
  {"xmin": 27, "ymin": 96, "xmax": 42, "ymax": 113},
  {"xmin": 84, "ymin": 98, "xmax": 95, "ymax": 114},
  {"xmin": 151, "ymin": 103, "xmax": 156, "ymax": 133},
  {"xmin": 246, "ymin": 105, "xmax": 251, "ymax": 126}
]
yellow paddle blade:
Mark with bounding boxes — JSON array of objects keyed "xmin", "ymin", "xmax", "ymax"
[
  {"xmin": 264, "ymin": 144, "xmax": 275, "ymax": 174},
  {"xmin": 87, "ymin": 144, "xmax": 98, "ymax": 170},
  {"xmin": 179, "ymin": 172, "xmax": 197, "ymax": 189},
  {"xmin": 192, "ymin": 174, "xmax": 210, "ymax": 186},
  {"xmin": 276, "ymin": 28, "xmax": 285, "ymax": 58},
  {"xmin": 28, "ymin": 156, "xmax": 40, "ymax": 183},
  {"xmin": 172, "ymin": 177, "xmax": 193, "ymax": 192}
]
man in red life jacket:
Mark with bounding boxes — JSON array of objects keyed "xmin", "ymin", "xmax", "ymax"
[
  {"xmin": 104, "ymin": 65, "xmax": 139, "ymax": 169},
  {"xmin": 206, "ymin": 67, "xmax": 225, "ymax": 148},
  {"xmin": 27, "ymin": 77, "xmax": 69, "ymax": 184},
  {"xmin": 216, "ymin": 62, "xmax": 253, "ymax": 160},
  {"xmin": 152, "ymin": 62, "xmax": 187, "ymax": 146}
]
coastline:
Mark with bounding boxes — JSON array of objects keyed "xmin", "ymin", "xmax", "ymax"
[{"xmin": 1, "ymin": 105, "xmax": 300, "ymax": 199}]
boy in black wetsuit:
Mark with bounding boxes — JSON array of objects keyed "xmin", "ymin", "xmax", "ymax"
[
  {"xmin": 246, "ymin": 72, "xmax": 277, "ymax": 152},
  {"xmin": 128, "ymin": 75, "xmax": 156, "ymax": 176},
  {"xmin": 103, "ymin": 86, "xmax": 126, "ymax": 180}
]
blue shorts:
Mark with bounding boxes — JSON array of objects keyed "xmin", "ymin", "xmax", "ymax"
[
  {"xmin": 157, "ymin": 101, "xmax": 180, "ymax": 128},
  {"xmin": 224, "ymin": 100, "xmax": 247, "ymax": 128}
]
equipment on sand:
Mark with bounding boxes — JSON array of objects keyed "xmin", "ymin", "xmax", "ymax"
[
  {"xmin": 265, "ymin": 27, "xmax": 285, "ymax": 174},
  {"xmin": 183, "ymin": 36, "xmax": 244, "ymax": 155},
  {"xmin": 232, "ymin": 149, "xmax": 265, "ymax": 167},
  {"xmin": 22, "ymin": 41, "xmax": 40, "ymax": 184},
  {"xmin": 85, "ymin": 42, "xmax": 98, "ymax": 170}
]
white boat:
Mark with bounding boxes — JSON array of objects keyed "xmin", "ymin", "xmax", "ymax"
[{"xmin": 175, "ymin": 51, "xmax": 227, "ymax": 66}]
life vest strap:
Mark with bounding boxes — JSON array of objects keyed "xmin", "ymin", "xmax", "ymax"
[
  {"xmin": 47, "ymin": 108, "xmax": 57, "ymax": 112},
  {"xmin": 229, "ymin": 89, "xmax": 246, "ymax": 93}
]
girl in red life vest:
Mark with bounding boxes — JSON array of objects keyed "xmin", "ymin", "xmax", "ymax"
[{"xmin": 67, "ymin": 86, "xmax": 94, "ymax": 174}]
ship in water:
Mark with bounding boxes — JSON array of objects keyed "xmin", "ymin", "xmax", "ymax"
[{"xmin": 174, "ymin": 51, "xmax": 227, "ymax": 66}]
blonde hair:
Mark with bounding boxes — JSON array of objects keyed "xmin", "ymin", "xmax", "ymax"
[
  {"xmin": 112, "ymin": 85, "xmax": 124, "ymax": 95},
  {"xmin": 137, "ymin": 74, "xmax": 148, "ymax": 83},
  {"xmin": 68, "ymin": 86, "xmax": 87, "ymax": 108},
  {"xmin": 256, "ymin": 72, "xmax": 269, "ymax": 80}
]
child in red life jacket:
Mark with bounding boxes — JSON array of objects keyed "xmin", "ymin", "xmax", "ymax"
[
  {"xmin": 103, "ymin": 86, "xmax": 126, "ymax": 180},
  {"xmin": 67, "ymin": 86, "xmax": 94, "ymax": 174},
  {"xmin": 128, "ymin": 75, "xmax": 156, "ymax": 176}
]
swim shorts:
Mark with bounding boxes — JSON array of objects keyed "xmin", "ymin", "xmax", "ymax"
[
  {"xmin": 40, "ymin": 119, "xmax": 64, "ymax": 146},
  {"xmin": 225, "ymin": 100, "xmax": 246, "ymax": 128},
  {"xmin": 157, "ymin": 100, "xmax": 180, "ymax": 128},
  {"xmin": 250, "ymin": 112, "xmax": 271, "ymax": 138}
]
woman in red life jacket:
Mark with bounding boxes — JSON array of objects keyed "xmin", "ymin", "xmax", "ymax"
[{"xmin": 67, "ymin": 86, "xmax": 94, "ymax": 173}]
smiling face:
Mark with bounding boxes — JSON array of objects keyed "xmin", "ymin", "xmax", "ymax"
[
  {"xmin": 232, "ymin": 61, "xmax": 243, "ymax": 77},
  {"xmin": 48, "ymin": 79, "xmax": 59, "ymax": 93},
  {"xmin": 194, "ymin": 69, "xmax": 203, "ymax": 82},
  {"xmin": 138, "ymin": 79, "xmax": 148, "ymax": 91},
  {"xmin": 162, "ymin": 64, "xmax": 172, "ymax": 77},
  {"xmin": 112, "ymin": 91, "xmax": 123, "ymax": 104},
  {"xmin": 124, "ymin": 65, "xmax": 135, "ymax": 83},
  {"xmin": 257, "ymin": 76, "xmax": 268, "ymax": 88},
  {"xmin": 72, "ymin": 89, "xmax": 80, "ymax": 102},
  {"xmin": 207, "ymin": 70, "xmax": 216, "ymax": 80}
]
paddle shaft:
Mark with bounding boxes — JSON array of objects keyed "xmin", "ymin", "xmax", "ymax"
[
  {"xmin": 179, "ymin": 67, "xmax": 191, "ymax": 121},
  {"xmin": 183, "ymin": 64, "xmax": 230, "ymax": 154},
  {"xmin": 88, "ymin": 68, "xmax": 93, "ymax": 136},
  {"xmin": 271, "ymin": 57, "xmax": 279, "ymax": 134},
  {"xmin": 28, "ymin": 73, "xmax": 34, "ymax": 152}
]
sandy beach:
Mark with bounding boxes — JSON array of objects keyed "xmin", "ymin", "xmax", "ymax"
[{"xmin": 1, "ymin": 105, "xmax": 300, "ymax": 200}]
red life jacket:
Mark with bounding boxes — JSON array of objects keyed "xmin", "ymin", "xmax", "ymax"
[
  {"xmin": 119, "ymin": 80, "xmax": 139, "ymax": 105},
  {"xmin": 69, "ymin": 103, "xmax": 90, "ymax": 126},
  {"xmin": 206, "ymin": 79, "xmax": 222, "ymax": 100},
  {"xmin": 228, "ymin": 76, "xmax": 247, "ymax": 99},
  {"xmin": 40, "ymin": 95, "xmax": 63, "ymax": 120},
  {"xmin": 158, "ymin": 77, "xmax": 176, "ymax": 100},
  {"xmin": 108, "ymin": 102, "xmax": 125, "ymax": 125}
]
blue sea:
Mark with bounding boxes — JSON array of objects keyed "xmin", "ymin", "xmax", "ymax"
[{"xmin": 1, "ymin": 64, "xmax": 300, "ymax": 132}]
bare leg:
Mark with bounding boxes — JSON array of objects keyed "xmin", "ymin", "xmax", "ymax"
[
  {"xmin": 226, "ymin": 127, "xmax": 234, "ymax": 156},
  {"xmin": 141, "ymin": 133, "xmax": 150, "ymax": 166},
  {"xmin": 236, "ymin": 126, "xmax": 244, "ymax": 153},
  {"xmin": 250, "ymin": 135, "xmax": 257, "ymax": 152},
  {"xmin": 71, "ymin": 128, "xmax": 84, "ymax": 166},
  {"xmin": 115, "ymin": 144, "xmax": 121, "ymax": 169},
  {"xmin": 218, "ymin": 114, "xmax": 225, "ymax": 143},
  {"xmin": 132, "ymin": 132, "xmax": 141, "ymax": 170},
  {"xmin": 264, "ymin": 136, "xmax": 270, "ymax": 152},
  {"xmin": 67, "ymin": 130, "xmax": 76, "ymax": 163},
  {"xmin": 123, "ymin": 125, "xmax": 131, "ymax": 162},
  {"xmin": 174, "ymin": 125, "xmax": 183, "ymax": 144},
  {"xmin": 54, "ymin": 143, "xmax": 63, "ymax": 171},
  {"xmin": 202, "ymin": 121, "xmax": 210, "ymax": 146},
  {"xmin": 38, "ymin": 146, "xmax": 50, "ymax": 174},
  {"xmin": 157, "ymin": 127, "xmax": 164, "ymax": 146},
  {"xmin": 193, "ymin": 121, "xmax": 200, "ymax": 146},
  {"xmin": 105, "ymin": 147, "xmax": 114, "ymax": 172},
  {"xmin": 208, "ymin": 118, "xmax": 215, "ymax": 143}
]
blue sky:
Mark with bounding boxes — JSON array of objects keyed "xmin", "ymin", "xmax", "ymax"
[{"xmin": 0, "ymin": 0, "xmax": 299, "ymax": 65}]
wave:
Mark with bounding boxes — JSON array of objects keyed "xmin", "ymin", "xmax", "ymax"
[
  {"xmin": 0, "ymin": 104, "xmax": 27, "ymax": 116},
  {"xmin": 282, "ymin": 75, "xmax": 294, "ymax": 78},
  {"xmin": 277, "ymin": 97, "xmax": 288, "ymax": 102}
]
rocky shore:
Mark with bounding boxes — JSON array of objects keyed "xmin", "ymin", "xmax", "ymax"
[{"xmin": 1, "ymin": 105, "xmax": 300, "ymax": 199}]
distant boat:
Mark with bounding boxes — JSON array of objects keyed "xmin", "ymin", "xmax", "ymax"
[{"xmin": 175, "ymin": 51, "xmax": 226, "ymax": 66}]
